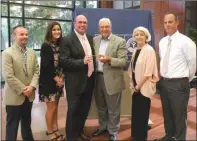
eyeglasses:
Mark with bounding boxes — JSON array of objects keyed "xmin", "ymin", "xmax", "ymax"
[{"xmin": 100, "ymin": 26, "xmax": 111, "ymax": 29}]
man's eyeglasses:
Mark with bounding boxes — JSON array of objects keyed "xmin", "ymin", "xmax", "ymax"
[{"xmin": 100, "ymin": 26, "xmax": 111, "ymax": 29}]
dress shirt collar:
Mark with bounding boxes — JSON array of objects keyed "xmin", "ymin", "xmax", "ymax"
[
  {"xmin": 167, "ymin": 30, "xmax": 179, "ymax": 41},
  {"xmin": 16, "ymin": 43, "xmax": 27, "ymax": 53},
  {"xmin": 101, "ymin": 33, "xmax": 112, "ymax": 41},
  {"xmin": 74, "ymin": 29, "xmax": 87, "ymax": 40}
]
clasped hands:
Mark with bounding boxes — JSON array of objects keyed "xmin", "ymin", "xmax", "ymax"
[
  {"xmin": 83, "ymin": 55, "xmax": 111, "ymax": 64},
  {"xmin": 98, "ymin": 55, "xmax": 111, "ymax": 63},
  {"xmin": 23, "ymin": 86, "xmax": 34, "ymax": 97},
  {"xmin": 54, "ymin": 76, "xmax": 64, "ymax": 88}
]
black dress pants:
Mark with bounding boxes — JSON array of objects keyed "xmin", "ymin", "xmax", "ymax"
[
  {"xmin": 159, "ymin": 77, "xmax": 190, "ymax": 140},
  {"xmin": 131, "ymin": 92, "xmax": 150, "ymax": 141},
  {"xmin": 6, "ymin": 97, "xmax": 34, "ymax": 141},
  {"xmin": 66, "ymin": 74, "xmax": 95, "ymax": 141}
]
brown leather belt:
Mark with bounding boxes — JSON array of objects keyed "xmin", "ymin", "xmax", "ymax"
[{"xmin": 162, "ymin": 77, "xmax": 188, "ymax": 80}]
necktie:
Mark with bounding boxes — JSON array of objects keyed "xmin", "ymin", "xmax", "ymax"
[
  {"xmin": 21, "ymin": 48, "xmax": 28, "ymax": 76},
  {"xmin": 162, "ymin": 37, "xmax": 172, "ymax": 74},
  {"xmin": 82, "ymin": 36, "xmax": 93, "ymax": 77}
]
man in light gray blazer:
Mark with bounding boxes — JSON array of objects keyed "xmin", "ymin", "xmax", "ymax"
[
  {"xmin": 2, "ymin": 25, "xmax": 39, "ymax": 141},
  {"xmin": 91, "ymin": 18, "xmax": 128, "ymax": 141}
]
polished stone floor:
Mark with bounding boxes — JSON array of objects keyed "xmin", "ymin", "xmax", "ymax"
[{"xmin": 1, "ymin": 88, "xmax": 196, "ymax": 140}]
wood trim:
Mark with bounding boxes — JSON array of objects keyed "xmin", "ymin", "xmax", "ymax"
[
  {"xmin": 141, "ymin": 0, "xmax": 185, "ymax": 51},
  {"xmin": 99, "ymin": 0, "xmax": 113, "ymax": 8}
]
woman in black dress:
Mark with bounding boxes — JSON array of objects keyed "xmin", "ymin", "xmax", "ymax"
[{"xmin": 39, "ymin": 21, "xmax": 65, "ymax": 140}]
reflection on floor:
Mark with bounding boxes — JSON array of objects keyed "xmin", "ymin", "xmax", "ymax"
[{"xmin": 1, "ymin": 88, "xmax": 196, "ymax": 140}]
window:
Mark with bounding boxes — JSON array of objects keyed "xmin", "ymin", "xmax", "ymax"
[
  {"xmin": 86, "ymin": 1, "xmax": 98, "ymax": 8},
  {"xmin": 124, "ymin": 0, "xmax": 140, "ymax": 9},
  {"xmin": 1, "ymin": 3, "xmax": 8, "ymax": 16},
  {"xmin": 75, "ymin": 1, "xmax": 83, "ymax": 8},
  {"xmin": 10, "ymin": 4, "xmax": 22, "ymax": 17},
  {"xmin": 25, "ymin": 1, "xmax": 73, "ymax": 8},
  {"xmin": 25, "ymin": 19, "xmax": 72, "ymax": 49},
  {"xmin": 24, "ymin": 6, "xmax": 72, "ymax": 20},
  {"xmin": 1, "ymin": 18, "xmax": 8, "ymax": 49},
  {"xmin": 9, "ymin": 0, "xmax": 22, "ymax": 3},
  {"xmin": 10, "ymin": 18, "xmax": 23, "ymax": 32},
  {"xmin": 1, "ymin": 1, "xmax": 97, "ymax": 51},
  {"xmin": 25, "ymin": 19, "xmax": 48, "ymax": 49}
]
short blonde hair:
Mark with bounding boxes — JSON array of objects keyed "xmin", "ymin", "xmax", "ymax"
[{"xmin": 132, "ymin": 26, "xmax": 151, "ymax": 42}]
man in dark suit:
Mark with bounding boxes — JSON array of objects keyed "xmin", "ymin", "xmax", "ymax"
[
  {"xmin": 59, "ymin": 15, "xmax": 96, "ymax": 141},
  {"xmin": 2, "ymin": 25, "xmax": 39, "ymax": 141}
]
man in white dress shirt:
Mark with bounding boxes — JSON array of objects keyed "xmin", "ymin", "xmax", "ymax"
[{"xmin": 155, "ymin": 13, "xmax": 196, "ymax": 141}]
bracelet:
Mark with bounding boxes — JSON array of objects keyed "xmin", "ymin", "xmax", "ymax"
[{"xmin": 134, "ymin": 87, "xmax": 139, "ymax": 92}]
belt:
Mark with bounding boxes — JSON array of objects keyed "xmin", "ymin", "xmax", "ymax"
[
  {"xmin": 97, "ymin": 72, "xmax": 103, "ymax": 75},
  {"xmin": 162, "ymin": 77, "xmax": 188, "ymax": 80}
]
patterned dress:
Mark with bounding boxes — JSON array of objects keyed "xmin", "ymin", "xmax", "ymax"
[{"xmin": 41, "ymin": 43, "xmax": 64, "ymax": 102}]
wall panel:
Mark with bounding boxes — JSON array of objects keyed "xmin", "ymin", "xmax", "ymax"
[
  {"xmin": 143, "ymin": 1, "xmax": 162, "ymax": 14},
  {"xmin": 141, "ymin": 0, "xmax": 185, "ymax": 52}
]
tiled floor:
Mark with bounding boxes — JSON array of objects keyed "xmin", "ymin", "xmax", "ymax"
[{"xmin": 1, "ymin": 88, "xmax": 196, "ymax": 140}]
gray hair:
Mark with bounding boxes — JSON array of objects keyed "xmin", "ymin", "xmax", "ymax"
[
  {"xmin": 98, "ymin": 18, "xmax": 112, "ymax": 27},
  {"xmin": 132, "ymin": 26, "xmax": 151, "ymax": 42}
]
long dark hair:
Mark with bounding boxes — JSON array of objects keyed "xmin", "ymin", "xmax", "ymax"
[{"xmin": 44, "ymin": 21, "xmax": 62, "ymax": 45}]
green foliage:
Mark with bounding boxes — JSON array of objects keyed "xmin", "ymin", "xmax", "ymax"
[
  {"xmin": 1, "ymin": 1, "xmax": 97, "ymax": 50},
  {"xmin": 1, "ymin": 3, "xmax": 8, "ymax": 16},
  {"xmin": 189, "ymin": 28, "xmax": 197, "ymax": 44}
]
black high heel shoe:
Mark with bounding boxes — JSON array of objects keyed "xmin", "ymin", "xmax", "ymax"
[{"xmin": 53, "ymin": 130, "xmax": 65, "ymax": 140}]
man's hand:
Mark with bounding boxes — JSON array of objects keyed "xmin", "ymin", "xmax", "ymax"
[
  {"xmin": 84, "ymin": 55, "xmax": 92, "ymax": 64},
  {"xmin": 99, "ymin": 55, "xmax": 111, "ymax": 63},
  {"xmin": 23, "ymin": 86, "xmax": 34, "ymax": 97}
]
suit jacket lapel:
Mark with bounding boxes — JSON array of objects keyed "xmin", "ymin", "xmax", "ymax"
[
  {"xmin": 72, "ymin": 32, "xmax": 85, "ymax": 57},
  {"xmin": 105, "ymin": 34, "xmax": 115, "ymax": 56},
  {"xmin": 12, "ymin": 44, "xmax": 27, "ymax": 75},
  {"xmin": 26, "ymin": 48, "xmax": 33, "ymax": 75}
]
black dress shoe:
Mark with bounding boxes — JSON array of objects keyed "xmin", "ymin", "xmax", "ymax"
[
  {"xmin": 109, "ymin": 134, "xmax": 116, "ymax": 141},
  {"xmin": 79, "ymin": 132, "xmax": 90, "ymax": 141},
  {"xmin": 92, "ymin": 129, "xmax": 108, "ymax": 137},
  {"xmin": 148, "ymin": 125, "xmax": 152, "ymax": 130},
  {"xmin": 154, "ymin": 136, "xmax": 173, "ymax": 141}
]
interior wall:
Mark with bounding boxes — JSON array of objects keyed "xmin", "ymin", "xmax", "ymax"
[{"xmin": 141, "ymin": 0, "xmax": 185, "ymax": 52}]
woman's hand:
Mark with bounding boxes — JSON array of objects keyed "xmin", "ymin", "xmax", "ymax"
[
  {"xmin": 132, "ymin": 85, "xmax": 140, "ymax": 92},
  {"xmin": 56, "ymin": 81, "xmax": 64, "ymax": 88},
  {"xmin": 54, "ymin": 76, "xmax": 64, "ymax": 88},
  {"xmin": 54, "ymin": 76, "xmax": 60, "ymax": 82}
]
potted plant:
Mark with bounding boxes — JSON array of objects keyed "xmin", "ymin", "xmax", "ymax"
[
  {"xmin": 189, "ymin": 28, "xmax": 197, "ymax": 44},
  {"xmin": 189, "ymin": 28, "xmax": 197, "ymax": 88}
]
